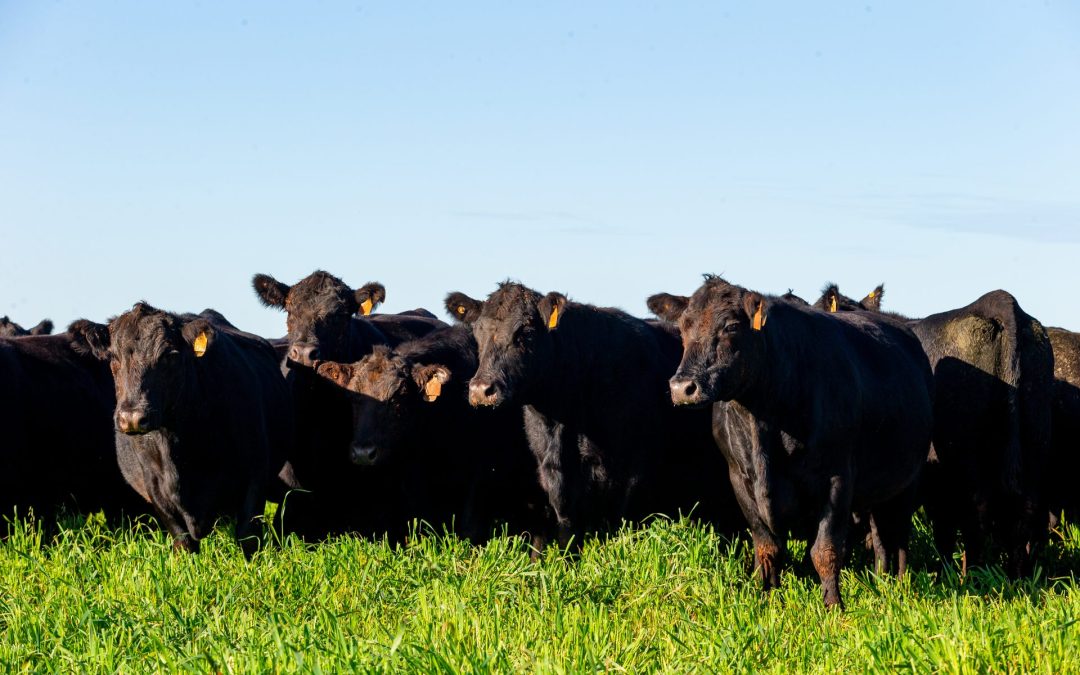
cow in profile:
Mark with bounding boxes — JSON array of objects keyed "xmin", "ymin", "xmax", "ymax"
[
  {"xmin": 445, "ymin": 281, "xmax": 740, "ymax": 551},
  {"xmin": 651, "ymin": 275, "xmax": 933, "ymax": 608},
  {"xmin": 70, "ymin": 303, "xmax": 293, "ymax": 559},
  {"xmin": 312, "ymin": 325, "xmax": 550, "ymax": 544},
  {"xmin": 0, "ymin": 327, "xmax": 142, "ymax": 526},
  {"xmin": 251, "ymin": 270, "xmax": 444, "ymax": 538},
  {"xmin": 0, "ymin": 317, "xmax": 53, "ymax": 338},
  {"xmin": 816, "ymin": 284, "xmax": 1054, "ymax": 576}
]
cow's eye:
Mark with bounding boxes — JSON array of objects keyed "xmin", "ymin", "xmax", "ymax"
[{"xmin": 723, "ymin": 321, "xmax": 741, "ymax": 334}]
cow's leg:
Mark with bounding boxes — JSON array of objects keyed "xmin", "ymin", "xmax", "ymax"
[
  {"xmin": 811, "ymin": 472, "xmax": 852, "ymax": 609},
  {"xmin": 235, "ymin": 479, "xmax": 266, "ymax": 561},
  {"xmin": 752, "ymin": 528, "xmax": 785, "ymax": 592},
  {"xmin": 869, "ymin": 482, "xmax": 917, "ymax": 577}
]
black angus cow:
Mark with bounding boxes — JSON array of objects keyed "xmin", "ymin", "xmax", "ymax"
[
  {"xmin": 252, "ymin": 270, "xmax": 445, "ymax": 539},
  {"xmin": 1047, "ymin": 327, "xmax": 1080, "ymax": 527},
  {"xmin": 312, "ymin": 325, "xmax": 550, "ymax": 545},
  {"xmin": 651, "ymin": 276, "xmax": 933, "ymax": 609},
  {"xmin": 0, "ymin": 316, "xmax": 53, "ymax": 338},
  {"xmin": 816, "ymin": 284, "xmax": 1054, "ymax": 576},
  {"xmin": 70, "ymin": 303, "xmax": 293, "ymax": 559},
  {"xmin": 0, "ymin": 328, "xmax": 141, "ymax": 526},
  {"xmin": 445, "ymin": 282, "xmax": 740, "ymax": 551}
]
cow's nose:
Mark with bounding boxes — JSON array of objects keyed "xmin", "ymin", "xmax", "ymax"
[
  {"xmin": 288, "ymin": 343, "xmax": 320, "ymax": 365},
  {"xmin": 468, "ymin": 380, "xmax": 502, "ymax": 407},
  {"xmin": 350, "ymin": 445, "xmax": 378, "ymax": 466},
  {"xmin": 117, "ymin": 408, "xmax": 148, "ymax": 434},
  {"xmin": 669, "ymin": 377, "xmax": 702, "ymax": 405}
]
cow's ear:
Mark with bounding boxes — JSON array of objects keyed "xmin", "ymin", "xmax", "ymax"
[
  {"xmin": 354, "ymin": 283, "xmax": 386, "ymax": 316},
  {"xmin": 412, "ymin": 363, "xmax": 451, "ymax": 403},
  {"xmin": 818, "ymin": 284, "xmax": 842, "ymax": 313},
  {"xmin": 68, "ymin": 319, "xmax": 111, "ymax": 359},
  {"xmin": 861, "ymin": 284, "xmax": 885, "ymax": 312},
  {"xmin": 29, "ymin": 319, "xmax": 54, "ymax": 336},
  {"xmin": 314, "ymin": 360, "xmax": 357, "ymax": 390},
  {"xmin": 181, "ymin": 319, "xmax": 215, "ymax": 358},
  {"xmin": 646, "ymin": 293, "xmax": 690, "ymax": 323},
  {"xmin": 742, "ymin": 292, "xmax": 768, "ymax": 331},
  {"xmin": 538, "ymin": 292, "xmax": 568, "ymax": 331},
  {"xmin": 253, "ymin": 274, "xmax": 290, "ymax": 309},
  {"xmin": 445, "ymin": 292, "xmax": 483, "ymax": 324}
]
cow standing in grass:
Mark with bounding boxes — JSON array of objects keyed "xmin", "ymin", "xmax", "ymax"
[
  {"xmin": 651, "ymin": 275, "xmax": 933, "ymax": 608},
  {"xmin": 252, "ymin": 270, "xmax": 445, "ymax": 539},
  {"xmin": 312, "ymin": 324, "xmax": 550, "ymax": 545},
  {"xmin": 445, "ymin": 282, "xmax": 740, "ymax": 551},
  {"xmin": 0, "ymin": 327, "xmax": 142, "ymax": 525},
  {"xmin": 70, "ymin": 304, "xmax": 293, "ymax": 559},
  {"xmin": 817, "ymin": 284, "xmax": 1054, "ymax": 575}
]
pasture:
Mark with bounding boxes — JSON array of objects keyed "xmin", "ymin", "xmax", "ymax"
[{"xmin": 2, "ymin": 511, "xmax": 1078, "ymax": 672}]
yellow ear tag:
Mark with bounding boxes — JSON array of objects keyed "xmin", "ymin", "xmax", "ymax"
[
  {"xmin": 457, "ymin": 305, "xmax": 466, "ymax": 315},
  {"xmin": 752, "ymin": 304, "xmax": 764, "ymax": 331},
  {"xmin": 193, "ymin": 332, "xmax": 208, "ymax": 357},
  {"xmin": 829, "ymin": 297, "xmax": 838, "ymax": 313},
  {"xmin": 868, "ymin": 290, "xmax": 876, "ymax": 299},
  {"xmin": 423, "ymin": 377, "xmax": 442, "ymax": 401},
  {"xmin": 360, "ymin": 298, "xmax": 373, "ymax": 316},
  {"xmin": 548, "ymin": 306, "xmax": 559, "ymax": 329}
]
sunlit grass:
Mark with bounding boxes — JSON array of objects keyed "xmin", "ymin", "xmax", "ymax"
[{"xmin": 1, "ymin": 510, "xmax": 1077, "ymax": 672}]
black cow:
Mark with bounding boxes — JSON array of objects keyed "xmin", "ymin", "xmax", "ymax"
[
  {"xmin": 0, "ymin": 316, "xmax": 53, "ymax": 338},
  {"xmin": 816, "ymin": 284, "xmax": 1054, "ymax": 576},
  {"xmin": 445, "ymin": 282, "xmax": 739, "ymax": 551},
  {"xmin": 251, "ymin": 270, "xmax": 444, "ymax": 538},
  {"xmin": 0, "ymin": 328, "xmax": 141, "ymax": 526},
  {"xmin": 651, "ymin": 275, "xmax": 933, "ymax": 608},
  {"xmin": 312, "ymin": 325, "xmax": 550, "ymax": 544},
  {"xmin": 1047, "ymin": 327, "xmax": 1080, "ymax": 527},
  {"xmin": 70, "ymin": 303, "xmax": 293, "ymax": 559}
]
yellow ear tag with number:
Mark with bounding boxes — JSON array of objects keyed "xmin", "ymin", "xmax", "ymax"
[
  {"xmin": 193, "ymin": 332, "xmax": 208, "ymax": 357},
  {"xmin": 829, "ymin": 297, "xmax": 838, "ymax": 313},
  {"xmin": 423, "ymin": 377, "xmax": 442, "ymax": 402},
  {"xmin": 360, "ymin": 298, "xmax": 373, "ymax": 316},
  {"xmin": 548, "ymin": 306, "xmax": 559, "ymax": 329},
  {"xmin": 752, "ymin": 304, "xmax": 764, "ymax": 331}
]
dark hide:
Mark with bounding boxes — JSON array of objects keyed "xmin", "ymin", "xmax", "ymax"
[
  {"xmin": 1045, "ymin": 327, "xmax": 1080, "ymax": 528},
  {"xmin": 0, "ymin": 317, "xmax": 54, "ymax": 337},
  {"xmin": 446, "ymin": 282, "xmax": 741, "ymax": 551},
  {"xmin": 313, "ymin": 325, "xmax": 550, "ymax": 544},
  {"xmin": 656, "ymin": 276, "xmax": 933, "ymax": 608},
  {"xmin": 817, "ymin": 285, "xmax": 1054, "ymax": 576},
  {"xmin": 0, "ymin": 330, "xmax": 143, "ymax": 526},
  {"xmin": 251, "ymin": 270, "xmax": 445, "ymax": 539},
  {"xmin": 72, "ymin": 303, "xmax": 293, "ymax": 559}
]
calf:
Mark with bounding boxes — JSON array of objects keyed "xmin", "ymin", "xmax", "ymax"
[
  {"xmin": 817, "ymin": 284, "xmax": 1054, "ymax": 575},
  {"xmin": 312, "ymin": 325, "xmax": 549, "ymax": 544},
  {"xmin": 252, "ymin": 270, "xmax": 444, "ymax": 538},
  {"xmin": 651, "ymin": 276, "xmax": 933, "ymax": 608},
  {"xmin": 0, "ymin": 316, "xmax": 53, "ymax": 337},
  {"xmin": 70, "ymin": 303, "xmax": 293, "ymax": 559},
  {"xmin": 0, "ymin": 328, "xmax": 141, "ymax": 525},
  {"xmin": 445, "ymin": 282, "xmax": 739, "ymax": 550}
]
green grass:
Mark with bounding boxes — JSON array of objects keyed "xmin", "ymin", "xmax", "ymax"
[{"xmin": 1, "ymin": 512, "xmax": 1078, "ymax": 673}]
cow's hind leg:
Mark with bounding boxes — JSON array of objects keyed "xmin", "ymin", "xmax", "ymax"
[
  {"xmin": 811, "ymin": 473, "xmax": 853, "ymax": 609},
  {"xmin": 869, "ymin": 483, "xmax": 917, "ymax": 577}
]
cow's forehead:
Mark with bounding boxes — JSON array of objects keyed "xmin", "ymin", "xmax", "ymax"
[
  {"xmin": 109, "ymin": 306, "xmax": 181, "ymax": 351},
  {"xmin": 480, "ymin": 283, "xmax": 540, "ymax": 321},
  {"xmin": 286, "ymin": 272, "xmax": 354, "ymax": 313}
]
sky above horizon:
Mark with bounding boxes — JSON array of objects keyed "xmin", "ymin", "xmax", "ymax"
[{"xmin": 2, "ymin": 2, "xmax": 1079, "ymax": 337}]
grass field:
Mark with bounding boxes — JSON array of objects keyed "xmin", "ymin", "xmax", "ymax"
[{"xmin": 1, "ymin": 511, "xmax": 1078, "ymax": 673}]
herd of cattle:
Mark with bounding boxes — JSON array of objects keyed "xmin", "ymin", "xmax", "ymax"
[{"xmin": 2, "ymin": 270, "xmax": 1078, "ymax": 608}]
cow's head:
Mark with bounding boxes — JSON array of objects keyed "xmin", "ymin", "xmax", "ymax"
[
  {"xmin": 445, "ymin": 282, "xmax": 563, "ymax": 408},
  {"xmin": 252, "ymin": 270, "xmax": 384, "ymax": 366},
  {"xmin": 71, "ymin": 303, "xmax": 215, "ymax": 434},
  {"xmin": 648, "ymin": 275, "xmax": 769, "ymax": 406},
  {"xmin": 814, "ymin": 283, "xmax": 884, "ymax": 313},
  {"xmin": 0, "ymin": 317, "xmax": 53, "ymax": 338},
  {"xmin": 313, "ymin": 348, "xmax": 451, "ymax": 465}
]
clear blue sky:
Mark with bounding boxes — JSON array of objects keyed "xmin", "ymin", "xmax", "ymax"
[{"xmin": 2, "ymin": 2, "xmax": 1079, "ymax": 337}]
